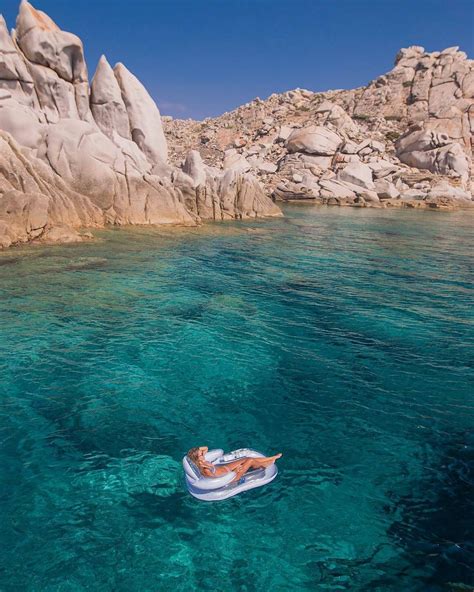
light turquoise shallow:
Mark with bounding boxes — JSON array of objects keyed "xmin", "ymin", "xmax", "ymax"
[{"xmin": 0, "ymin": 206, "xmax": 473, "ymax": 591}]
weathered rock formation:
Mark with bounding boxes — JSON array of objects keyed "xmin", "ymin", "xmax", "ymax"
[
  {"xmin": 395, "ymin": 124, "xmax": 470, "ymax": 182},
  {"xmin": 164, "ymin": 45, "xmax": 473, "ymax": 211},
  {"xmin": 0, "ymin": 1, "xmax": 280, "ymax": 248},
  {"xmin": 0, "ymin": 130, "xmax": 103, "ymax": 247}
]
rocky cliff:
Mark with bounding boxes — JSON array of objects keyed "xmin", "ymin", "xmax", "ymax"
[
  {"xmin": 0, "ymin": 1, "xmax": 280, "ymax": 248},
  {"xmin": 165, "ymin": 46, "xmax": 474, "ymax": 210}
]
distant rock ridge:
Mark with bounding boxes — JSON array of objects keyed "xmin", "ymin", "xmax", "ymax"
[
  {"xmin": 0, "ymin": 0, "xmax": 280, "ymax": 248},
  {"xmin": 164, "ymin": 44, "xmax": 474, "ymax": 211}
]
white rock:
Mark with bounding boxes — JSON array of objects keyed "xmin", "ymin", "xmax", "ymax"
[
  {"xmin": 223, "ymin": 151, "xmax": 251, "ymax": 172},
  {"xmin": 218, "ymin": 169, "xmax": 282, "ymax": 219},
  {"xmin": 15, "ymin": 0, "xmax": 91, "ymax": 122},
  {"xmin": 367, "ymin": 158, "xmax": 397, "ymax": 171},
  {"xmin": 0, "ymin": 2, "xmax": 284, "ymax": 248},
  {"xmin": 314, "ymin": 101, "xmax": 359, "ymax": 133},
  {"xmin": 114, "ymin": 62, "xmax": 168, "ymax": 164},
  {"xmin": 368, "ymin": 160, "xmax": 401, "ymax": 179},
  {"xmin": 428, "ymin": 182, "xmax": 472, "ymax": 201},
  {"xmin": 0, "ymin": 15, "xmax": 36, "ymax": 107},
  {"xmin": 36, "ymin": 119, "xmax": 132, "ymax": 209},
  {"xmin": 337, "ymin": 162, "xmax": 375, "ymax": 190},
  {"xmin": 258, "ymin": 161, "xmax": 277, "ymax": 174},
  {"xmin": 0, "ymin": 103, "xmax": 43, "ymax": 149},
  {"xmin": 15, "ymin": 0, "xmax": 88, "ymax": 83},
  {"xmin": 375, "ymin": 179, "xmax": 400, "ymax": 199},
  {"xmin": 277, "ymin": 125, "xmax": 293, "ymax": 142},
  {"xmin": 396, "ymin": 126, "xmax": 450, "ymax": 154},
  {"xmin": 182, "ymin": 150, "xmax": 207, "ymax": 187},
  {"xmin": 401, "ymin": 188, "xmax": 427, "ymax": 200},
  {"xmin": 396, "ymin": 125, "xmax": 470, "ymax": 181},
  {"xmin": 355, "ymin": 139, "xmax": 385, "ymax": 154},
  {"xmin": 286, "ymin": 126, "xmax": 342, "ymax": 155},
  {"xmin": 319, "ymin": 179, "xmax": 356, "ymax": 199},
  {"xmin": 359, "ymin": 190, "xmax": 380, "ymax": 203},
  {"xmin": 341, "ymin": 140, "xmax": 359, "ymax": 154},
  {"xmin": 371, "ymin": 140, "xmax": 386, "ymax": 153},
  {"xmin": 91, "ymin": 55, "xmax": 130, "ymax": 140}
]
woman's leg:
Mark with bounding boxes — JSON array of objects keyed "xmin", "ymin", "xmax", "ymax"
[
  {"xmin": 231, "ymin": 454, "xmax": 282, "ymax": 482},
  {"xmin": 222, "ymin": 453, "xmax": 282, "ymax": 472},
  {"xmin": 218, "ymin": 458, "xmax": 251, "ymax": 471}
]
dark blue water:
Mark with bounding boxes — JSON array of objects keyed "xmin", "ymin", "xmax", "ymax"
[{"xmin": 0, "ymin": 206, "xmax": 473, "ymax": 591}]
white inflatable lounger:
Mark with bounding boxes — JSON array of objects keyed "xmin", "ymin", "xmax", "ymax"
[{"xmin": 183, "ymin": 448, "xmax": 278, "ymax": 501}]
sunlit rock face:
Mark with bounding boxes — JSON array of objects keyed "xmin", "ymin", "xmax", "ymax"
[
  {"xmin": 113, "ymin": 62, "xmax": 169, "ymax": 165},
  {"xmin": 0, "ymin": 1, "xmax": 281, "ymax": 248},
  {"xmin": 0, "ymin": 130, "xmax": 104, "ymax": 248},
  {"xmin": 90, "ymin": 55, "xmax": 131, "ymax": 141}
]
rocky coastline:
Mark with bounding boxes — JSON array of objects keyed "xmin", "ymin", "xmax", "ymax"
[
  {"xmin": 165, "ymin": 46, "xmax": 473, "ymax": 213},
  {"xmin": 0, "ymin": 1, "xmax": 472, "ymax": 249}
]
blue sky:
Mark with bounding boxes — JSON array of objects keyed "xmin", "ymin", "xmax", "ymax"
[{"xmin": 2, "ymin": 0, "xmax": 473, "ymax": 119}]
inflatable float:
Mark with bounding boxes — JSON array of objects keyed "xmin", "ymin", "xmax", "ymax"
[{"xmin": 183, "ymin": 448, "xmax": 278, "ymax": 501}]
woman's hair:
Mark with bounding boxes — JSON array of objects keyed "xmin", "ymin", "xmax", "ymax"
[{"xmin": 187, "ymin": 447, "xmax": 201, "ymax": 464}]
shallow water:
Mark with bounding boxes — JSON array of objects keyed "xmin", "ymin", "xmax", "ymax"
[{"xmin": 0, "ymin": 206, "xmax": 473, "ymax": 591}]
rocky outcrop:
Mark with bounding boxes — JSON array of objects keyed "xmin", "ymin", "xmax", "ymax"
[
  {"xmin": 113, "ymin": 62, "xmax": 168, "ymax": 166},
  {"xmin": 353, "ymin": 46, "xmax": 473, "ymax": 151},
  {"xmin": 90, "ymin": 55, "xmax": 131, "ymax": 141},
  {"xmin": 164, "ymin": 44, "xmax": 473, "ymax": 212},
  {"xmin": 395, "ymin": 124, "xmax": 470, "ymax": 181},
  {"xmin": 14, "ymin": 0, "xmax": 92, "ymax": 124},
  {"xmin": 313, "ymin": 101, "xmax": 359, "ymax": 134},
  {"xmin": 0, "ymin": 130, "xmax": 103, "ymax": 248},
  {"xmin": 337, "ymin": 162, "xmax": 375, "ymax": 191},
  {"xmin": 0, "ymin": 1, "xmax": 281, "ymax": 249},
  {"xmin": 173, "ymin": 149, "xmax": 282, "ymax": 220}
]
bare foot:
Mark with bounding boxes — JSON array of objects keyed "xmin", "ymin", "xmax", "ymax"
[{"xmin": 259, "ymin": 453, "xmax": 282, "ymax": 469}]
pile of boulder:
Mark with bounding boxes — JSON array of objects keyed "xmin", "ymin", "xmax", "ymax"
[
  {"xmin": 164, "ymin": 46, "xmax": 474, "ymax": 211},
  {"xmin": 271, "ymin": 122, "xmax": 472, "ymax": 208}
]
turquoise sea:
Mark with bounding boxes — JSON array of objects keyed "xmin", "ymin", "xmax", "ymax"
[{"xmin": 0, "ymin": 206, "xmax": 473, "ymax": 591}]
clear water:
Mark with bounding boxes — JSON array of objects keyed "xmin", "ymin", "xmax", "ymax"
[{"xmin": 0, "ymin": 206, "xmax": 473, "ymax": 592}]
